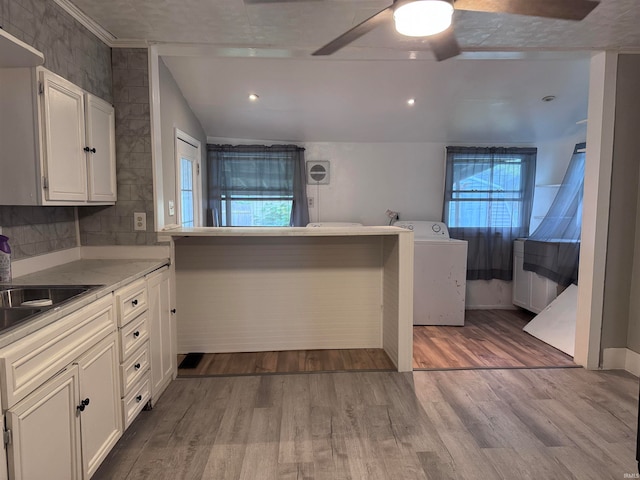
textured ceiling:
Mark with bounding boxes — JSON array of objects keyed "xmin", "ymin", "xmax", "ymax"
[
  {"xmin": 66, "ymin": 0, "xmax": 612, "ymax": 142},
  {"xmin": 70, "ymin": 0, "xmax": 640, "ymax": 54}
]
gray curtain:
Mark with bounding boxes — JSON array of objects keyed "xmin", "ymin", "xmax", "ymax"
[
  {"xmin": 206, "ymin": 144, "xmax": 309, "ymax": 227},
  {"xmin": 443, "ymin": 146, "xmax": 537, "ymax": 281},
  {"xmin": 523, "ymin": 142, "xmax": 585, "ymax": 286}
]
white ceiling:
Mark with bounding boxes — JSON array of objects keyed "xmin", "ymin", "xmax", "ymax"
[
  {"xmin": 162, "ymin": 54, "xmax": 590, "ymax": 143},
  {"xmin": 65, "ymin": 0, "xmax": 632, "ymax": 142}
]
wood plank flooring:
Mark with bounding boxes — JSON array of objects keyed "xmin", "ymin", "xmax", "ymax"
[
  {"xmin": 413, "ymin": 309, "xmax": 576, "ymax": 370},
  {"xmin": 177, "ymin": 349, "xmax": 396, "ymax": 376},
  {"xmin": 94, "ymin": 367, "xmax": 638, "ymax": 480}
]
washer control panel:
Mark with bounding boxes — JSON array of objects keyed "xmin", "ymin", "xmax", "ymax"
[{"xmin": 394, "ymin": 221, "xmax": 450, "ymax": 240}]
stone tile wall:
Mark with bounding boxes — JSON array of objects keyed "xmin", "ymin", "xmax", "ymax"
[
  {"xmin": 78, "ymin": 48, "xmax": 157, "ymax": 246},
  {"xmin": 0, "ymin": 0, "xmax": 113, "ymax": 259},
  {"xmin": 0, "ymin": 208, "xmax": 77, "ymax": 260}
]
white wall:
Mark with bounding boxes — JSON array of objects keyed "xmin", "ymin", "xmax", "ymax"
[
  {"xmin": 159, "ymin": 58, "xmax": 208, "ymax": 228},
  {"xmin": 303, "ymin": 143, "xmax": 445, "ymax": 225}
]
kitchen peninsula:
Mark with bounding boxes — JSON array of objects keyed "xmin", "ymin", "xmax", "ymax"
[{"xmin": 166, "ymin": 226, "xmax": 414, "ymax": 371}]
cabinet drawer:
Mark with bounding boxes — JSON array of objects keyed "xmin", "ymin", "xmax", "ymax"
[
  {"xmin": 122, "ymin": 373, "xmax": 150, "ymax": 430},
  {"xmin": 0, "ymin": 294, "xmax": 115, "ymax": 408},
  {"xmin": 120, "ymin": 342, "xmax": 149, "ymax": 397},
  {"xmin": 119, "ymin": 311, "xmax": 149, "ymax": 362},
  {"xmin": 116, "ymin": 279, "xmax": 148, "ymax": 327}
]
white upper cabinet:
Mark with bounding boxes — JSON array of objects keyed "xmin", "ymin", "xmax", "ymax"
[
  {"xmin": 0, "ymin": 67, "xmax": 116, "ymax": 206},
  {"xmin": 40, "ymin": 70, "xmax": 88, "ymax": 202},
  {"xmin": 85, "ymin": 94, "xmax": 117, "ymax": 202}
]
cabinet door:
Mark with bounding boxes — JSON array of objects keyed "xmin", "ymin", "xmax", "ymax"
[
  {"xmin": 0, "ymin": 401, "xmax": 7, "ymax": 480},
  {"xmin": 148, "ymin": 267, "xmax": 174, "ymax": 400},
  {"xmin": 530, "ymin": 273, "xmax": 558, "ymax": 313},
  {"xmin": 6, "ymin": 366, "xmax": 81, "ymax": 480},
  {"xmin": 86, "ymin": 94, "xmax": 117, "ymax": 202},
  {"xmin": 76, "ymin": 333, "xmax": 122, "ymax": 479},
  {"xmin": 40, "ymin": 70, "xmax": 87, "ymax": 202}
]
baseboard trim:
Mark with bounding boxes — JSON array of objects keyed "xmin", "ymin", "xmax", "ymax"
[
  {"xmin": 602, "ymin": 347, "xmax": 640, "ymax": 377},
  {"xmin": 466, "ymin": 305, "xmax": 518, "ymax": 310},
  {"xmin": 12, "ymin": 247, "xmax": 82, "ymax": 279}
]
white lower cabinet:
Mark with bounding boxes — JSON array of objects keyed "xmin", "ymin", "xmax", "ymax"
[
  {"xmin": 76, "ymin": 334, "xmax": 122, "ymax": 479},
  {"xmin": 115, "ymin": 278, "xmax": 151, "ymax": 430},
  {"xmin": 0, "ymin": 296, "xmax": 122, "ymax": 479},
  {"xmin": 147, "ymin": 266, "xmax": 174, "ymax": 402},
  {"xmin": 0, "ymin": 264, "xmax": 175, "ymax": 478},
  {"xmin": 6, "ymin": 366, "xmax": 81, "ymax": 480},
  {"xmin": 513, "ymin": 239, "xmax": 558, "ymax": 313}
]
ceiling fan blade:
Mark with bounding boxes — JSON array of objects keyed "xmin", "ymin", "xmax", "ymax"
[
  {"xmin": 312, "ymin": 6, "xmax": 394, "ymax": 56},
  {"xmin": 454, "ymin": 0, "xmax": 599, "ymax": 21},
  {"xmin": 427, "ymin": 27, "xmax": 461, "ymax": 61}
]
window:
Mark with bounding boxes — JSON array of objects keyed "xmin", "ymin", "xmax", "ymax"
[
  {"xmin": 447, "ymin": 156, "xmax": 527, "ymax": 229},
  {"xmin": 207, "ymin": 144, "xmax": 309, "ymax": 227},
  {"xmin": 443, "ymin": 146, "xmax": 536, "ymax": 281}
]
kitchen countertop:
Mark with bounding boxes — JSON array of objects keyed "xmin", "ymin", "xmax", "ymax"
[
  {"xmin": 164, "ymin": 226, "xmax": 412, "ymax": 237},
  {"xmin": 0, "ymin": 258, "xmax": 169, "ymax": 349}
]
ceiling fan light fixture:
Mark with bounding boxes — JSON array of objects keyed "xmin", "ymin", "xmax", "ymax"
[{"xmin": 393, "ymin": 0, "xmax": 454, "ymax": 37}]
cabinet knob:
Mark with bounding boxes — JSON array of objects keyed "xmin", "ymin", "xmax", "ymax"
[
  {"xmin": 83, "ymin": 147, "xmax": 97, "ymax": 153},
  {"xmin": 171, "ymin": 309, "xmax": 176, "ymax": 314},
  {"xmin": 76, "ymin": 398, "xmax": 90, "ymax": 412},
  {"xmin": 132, "ymin": 299, "xmax": 138, "ymax": 307},
  {"xmin": 133, "ymin": 331, "xmax": 140, "ymax": 338},
  {"xmin": 134, "ymin": 363, "xmax": 141, "ymax": 370},
  {"xmin": 136, "ymin": 395, "xmax": 143, "ymax": 403}
]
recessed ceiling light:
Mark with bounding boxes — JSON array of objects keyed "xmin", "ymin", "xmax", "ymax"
[
  {"xmin": 407, "ymin": 98, "xmax": 416, "ymax": 106},
  {"xmin": 248, "ymin": 93, "xmax": 259, "ymax": 101},
  {"xmin": 541, "ymin": 95, "xmax": 556, "ymax": 102}
]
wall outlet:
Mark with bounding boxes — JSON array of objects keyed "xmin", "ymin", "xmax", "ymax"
[
  {"xmin": 308, "ymin": 197, "xmax": 314, "ymax": 208},
  {"xmin": 168, "ymin": 200, "xmax": 175, "ymax": 216},
  {"xmin": 134, "ymin": 212, "xmax": 146, "ymax": 231}
]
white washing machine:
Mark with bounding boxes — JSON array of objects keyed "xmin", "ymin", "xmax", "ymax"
[{"xmin": 394, "ymin": 221, "xmax": 468, "ymax": 326}]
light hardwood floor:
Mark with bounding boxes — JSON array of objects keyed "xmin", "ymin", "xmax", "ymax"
[
  {"xmin": 94, "ymin": 367, "xmax": 638, "ymax": 479},
  {"xmin": 178, "ymin": 349, "xmax": 395, "ymax": 376},
  {"xmin": 413, "ymin": 309, "xmax": 576, "ymax": 370}
]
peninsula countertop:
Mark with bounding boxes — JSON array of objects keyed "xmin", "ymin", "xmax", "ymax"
[
  {"xmin": 163, "ymin": 226, "xmax": 413, "ymax": 237},
  {"xmin": 0, "ymin": 258, "xmax": 169, "ymax": 349}
]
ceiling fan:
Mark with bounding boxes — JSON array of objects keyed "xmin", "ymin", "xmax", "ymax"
[{"xmin": 310, "ymin": 0, "xmax": 600, "ymax": 61}]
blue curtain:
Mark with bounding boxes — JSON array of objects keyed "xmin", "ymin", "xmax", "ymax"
[
  {"xmin": 206, "ymin": 144, "xmax": 309, "ymax": 227},
  {"xmin": 523, "ymin": 143, "xmax": 585, "ymax": 286},
  {"xmin": 443, "ymin": 146, "xmax": 537, "ymax": 281}
]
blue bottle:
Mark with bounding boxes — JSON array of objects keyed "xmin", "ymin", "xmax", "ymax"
[{"xmin": 0, "ymin": 235, "xmax": 11, "ymax": 282}]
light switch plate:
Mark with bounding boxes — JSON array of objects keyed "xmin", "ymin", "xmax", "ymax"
[
  {"xmin": 168, "ymin": 200, "xmax": 175, "ymax": 216},
  {"xmin": 134, "ymin": 212, "xmax": 146, "ymax": 231}
]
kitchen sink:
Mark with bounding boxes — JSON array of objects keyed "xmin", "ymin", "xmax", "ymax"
[
  {"xmin": 0, "ymin": 285, "xmax": 102, "ymax": 309},
  {"xmin": 0, "ymin": 285, "xmax": 104, "ymax": 334},
  {"xmin": 0, "ymin": 307, "xmax": 43, "ymax": 330}
]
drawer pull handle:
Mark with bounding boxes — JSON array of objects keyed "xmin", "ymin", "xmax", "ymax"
[
  {"xmin": 136, "ymin": 395, "xmax": 143, "ymax": 403},
  {"xmin": 134, "ymin": 363, "xmax": 141, "ymax": 370},
  {"xmin": 77, "ymin": 398, "xmax": 90, "ymax": 412},
  {"xmin": 132, "ymin": 299, "xmax": 138, "ymax": 307},
  {"xmin": 133, "ymin": 331, "xmax": 140, "ymax": 338}
]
